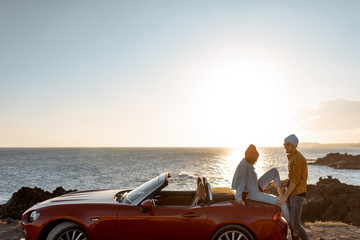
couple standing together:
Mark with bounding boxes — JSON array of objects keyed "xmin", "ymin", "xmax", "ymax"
[{"xmin": 232, "ymin": 134, "xmax": 308, "ymax": 240}]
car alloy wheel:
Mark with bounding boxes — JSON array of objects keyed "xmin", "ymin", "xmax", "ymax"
[
  {"xmin": 46, "ymin": 221, "xmax": 88, "ymax": 240},
  {"xmin": 211, "ymin": 224, "xmax": 254, "ymax": 240},
  {"xmin": 56, "ymin": 229, "xmax": 86, "ymax": 240},
  {"xmin": 217, "ymin": 231, "xmax": 248, "ymax": 240}
]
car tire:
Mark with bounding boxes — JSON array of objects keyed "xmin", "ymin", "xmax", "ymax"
[
  {"xmin": 211, "ymin": 224, "xmax": 254, "ymax": 240},
  {"xmin": 46, "ymin": 221, "xmax": 88, "ymax": 240}
]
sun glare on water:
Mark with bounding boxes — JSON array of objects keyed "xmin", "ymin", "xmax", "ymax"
[
  {"xmin": 219, "ymin": 148, "xmax": 244, "ymax": 185},
  {"xmin": 216, "ymin": 147, "xmax": 271, "ymax": 188}
]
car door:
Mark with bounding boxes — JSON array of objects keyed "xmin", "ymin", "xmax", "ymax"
[{"xmin": 117, "ymin": 204, "xmax": 207, "ymax": 240}]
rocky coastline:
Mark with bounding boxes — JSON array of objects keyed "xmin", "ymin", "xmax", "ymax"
[
  {"xmin": 0, "ymin": 187, "xmax": 76, "ymax": 220},
  {"xmin": 302, "ymin": 177, "xmax": 360, "ymax": 226},
  {"xmin": 309, "ymin": 152, "xmax": 360, "ymax": 169},
  {"xmin": 267, "ymin": 176, "xmax": 360, "ymax": 227}
]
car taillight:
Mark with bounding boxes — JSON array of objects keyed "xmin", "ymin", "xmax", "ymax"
[{"xmin": 272, "ymin": 211, "xmax": 282, "ymax": 221}]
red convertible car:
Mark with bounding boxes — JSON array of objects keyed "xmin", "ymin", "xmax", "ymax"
[{"xmin": 21, "ymin": 173, "xmax": 287, "ymax": 240}]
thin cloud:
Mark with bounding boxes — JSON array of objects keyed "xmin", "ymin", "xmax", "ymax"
[{"xmin": 295, "ymin": 99, "xmax": 360, "ymax": 131}]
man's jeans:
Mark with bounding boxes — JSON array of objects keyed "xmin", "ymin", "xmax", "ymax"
[{"xmin": 289, "ymin": 195, "xmax": 308, "ymax": 240}]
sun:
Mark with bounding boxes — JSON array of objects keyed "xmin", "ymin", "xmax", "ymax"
[{"xmin": 189, "ymin": 53, "xmax": 286, "ymax": 147}]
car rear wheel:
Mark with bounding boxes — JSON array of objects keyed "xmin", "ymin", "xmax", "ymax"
[
  {"xmin": 46, "ymin": 221, "xmax": 88, "ymax": 240},
  {"xmin": 211, "ymin": 224, "xmax": 254, "ymax": 240}
]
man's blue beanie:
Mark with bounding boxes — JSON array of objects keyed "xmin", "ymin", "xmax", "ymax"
[{"xmin": 284, "ymin": 134, "xmax": 299, "ymax": 147}]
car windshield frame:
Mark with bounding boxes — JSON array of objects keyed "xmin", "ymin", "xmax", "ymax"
[{"xmin": 122, "ymin": 173, "xmax": 169, "ymax": 205}]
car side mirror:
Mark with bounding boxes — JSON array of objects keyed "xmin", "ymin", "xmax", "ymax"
[{"xmin": 140, "ymin": 199, "xmax": 153, "ymax": 213}]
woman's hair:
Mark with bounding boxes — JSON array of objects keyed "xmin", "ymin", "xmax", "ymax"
[
  {"xmin": 245, "ymin": 157, "xmax": 258, "ymax": 165},
  {"xmin": 245, "ymin": 144, "xmax": 259, "ymax": 165}
]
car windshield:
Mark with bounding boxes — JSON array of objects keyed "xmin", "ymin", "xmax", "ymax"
[{"xmin": 122, "ymin": 174, "xmax": 167, "ymax": 205}]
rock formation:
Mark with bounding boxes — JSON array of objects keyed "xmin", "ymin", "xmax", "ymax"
[
  {"xmin": 0, "ymin": 187, "xmax": 75, "ymax": 220},
  {"xmin": 302, "ymin": 176, "xmax": 360, "ymax": 226},
  {"xmin": 264, "ymin": 176, "xmax": 360, "ymax": 227},
  {"xmin": 310, "ymin": 153, "xmax": 360, "ymax": 169}
]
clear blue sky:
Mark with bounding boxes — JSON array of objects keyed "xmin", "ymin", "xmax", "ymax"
[{"xmin": 1, "ymin": 1, "xmax": 360, "ymax": 147}]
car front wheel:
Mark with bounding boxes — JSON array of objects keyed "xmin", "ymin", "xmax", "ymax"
[
  {"xmin": 46, "ymin": 221, "xmax": 88, "ymax": 240},
  {"xmin": 211, "ymin": 224, "xmax": 254, "ymax": 240}
]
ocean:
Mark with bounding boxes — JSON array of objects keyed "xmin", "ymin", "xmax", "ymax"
[{"xmin": 1, "ymin": 147, "xmax": 360, "ymax": 204}]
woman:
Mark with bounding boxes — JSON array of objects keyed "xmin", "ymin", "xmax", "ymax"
[{"xmin": 232, "ymin": 144, "xmax": 290, "ymax": 222}]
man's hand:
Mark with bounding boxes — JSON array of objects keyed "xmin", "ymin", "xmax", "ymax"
[
  {"xmin": 276, "ymin": 181, "xmax": 296, "ymax": 206},
  {"xmin": 276, "ymin": 195, "xmax": 287, "ymax": 206},
  {"xmin": 237, "ymin": 200, "xmax": 246, "ymax": 206}
]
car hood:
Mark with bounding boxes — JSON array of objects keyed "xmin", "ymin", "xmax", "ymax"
[{"xmin": 30, "ymin": 189, "xmax": 128, "ymax": 209}]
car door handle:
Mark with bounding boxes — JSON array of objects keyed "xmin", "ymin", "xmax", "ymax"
[{"xmin": 183, "ymin": 212, "xmax": 201, "ymax": 218}]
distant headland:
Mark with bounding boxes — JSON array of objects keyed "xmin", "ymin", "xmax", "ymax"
[{"xmin": 299, "ymin": 142, "xmax": 360, "ymax": 148}]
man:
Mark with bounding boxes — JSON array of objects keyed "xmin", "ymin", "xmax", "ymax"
[{"xmin": 276, "ymin": 134, "xmax": 308, "ymax": 240}]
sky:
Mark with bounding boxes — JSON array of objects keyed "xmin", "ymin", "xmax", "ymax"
[{"xmin": 1, "ymin": 0, "xmax": 360, "ymax": 147}]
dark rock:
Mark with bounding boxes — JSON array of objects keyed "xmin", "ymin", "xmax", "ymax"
[
  {"xmin": 0, "ymin": 187, "xmax": 76, "ymax": 220},
  {"xmin": 302, "ymin": 176, "xmax": 360, "ymax": 226},
  {"xmin": 263, "ymin": 176, "xmax": 360, "ymax": 227},
  {"xmin": 310, "ymin": 153, "xmax": 360, "ymax": 169}
]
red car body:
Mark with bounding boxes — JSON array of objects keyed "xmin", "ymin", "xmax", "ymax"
[{"xmin": 22, "ymin": 173, "xmax": 287, "ymax": 240}]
